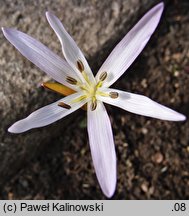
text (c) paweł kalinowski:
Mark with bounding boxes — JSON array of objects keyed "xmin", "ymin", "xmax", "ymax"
[{"xmin": 20, "ymin": 202, "xmax": 104, "ymax": 212}]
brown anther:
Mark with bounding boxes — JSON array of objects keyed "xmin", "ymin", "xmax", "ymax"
[
  {"xmin": 99, "ymin": 71, "xmax": 107, "ymax": 81},
  {"xmin": 109, "ymin": 92, "xmax": 119, "ymax": 99},
  {"xmin": 77, "ymin": 59, "xmax": 84, "ymax": 72},
  {"xmin": 66, "ymin": 76, "xmax": 77, "ymax": 85},
  {"xmin": 91, "ymin": 100, "xmax": 97, "ymax": 111},
  {"xmin": 58, "ymin": 102, "xmax": 71, "ymax": 109}
]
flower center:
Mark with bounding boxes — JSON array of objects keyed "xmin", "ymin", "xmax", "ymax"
[{"xmin": 64, "ymin": 59, "xmax": 119, "ymax": 111}]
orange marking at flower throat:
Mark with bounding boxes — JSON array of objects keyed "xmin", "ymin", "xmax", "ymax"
[{"xmin": 41, "ymin": 82, "xmax": 87, "ymax": 110}]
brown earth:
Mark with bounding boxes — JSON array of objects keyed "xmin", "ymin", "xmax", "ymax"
[{"xmin": 0, "ymin": 0, "xmax": 189, "ymax": 199}]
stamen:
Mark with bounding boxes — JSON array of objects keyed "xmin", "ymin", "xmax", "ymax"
[
  {"xmin": 77, "ymin": 59, "xmax": 84, "ymax": 72},
  {"xmin": 109, "ymin": 92, "xmax": 119, "ymax": 99},
  {"xmin": 71, "ymin": 95, "xmax": 87, "ymax": 103},
  {"xmin": 91, "ymin": 97, "xmax": 97, "ymax": 111},
  {"xmin": 97, "ymin": 91, "xmax": 109, "ymax": 97},
  {"xmin": 82, "ymin": 70, "xmax": 90, "ymax": 84},
  {"xmin": 66, "ymin": 76, "xmax": 77, "ymax": 85},
  {"xmin": 99, "ymin": 71, "xmax": 107, "ymax": 81},
  {"xmin": 96, "ymin": 81, "xmax": 103, "ymax": 88},
  {"xmin": 91, "ymin": 100, "xmax": 97, "ymax": 111},
  {"xmin": 58, "ymin": 102, "xmax": 71, "ymax": 109}
]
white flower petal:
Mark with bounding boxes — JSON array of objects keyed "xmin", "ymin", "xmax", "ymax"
[
  {"xmin": 2, "ymin": 27, "xmax": 80, "ymax": 90},
  {"xmin": 95, "ymin": 3, "xmax": 164, "ymax": 87},
  {"xmin": 46, "ymin": 12, "xmax": 96, "ymax": 84},
  {"xmin": 8, "ymin": 92, "xmax": 88, "ymax": 133},
  {"xmin": 87, "ymin": 101, "xmax": 116, "ymax": 197},
  {"xmin": 98, "ymin": 88, "xmax": 186, "ymax": 121}
]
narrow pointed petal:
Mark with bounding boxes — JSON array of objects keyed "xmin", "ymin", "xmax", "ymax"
[
  {"xmin": 98, "ymin": 88, "xmax": 186, "ymax": 121},
  {"xmin": 96, "ymin": 3, "xmax": 164, "ymax": 87},
  {"xmin": 46, "ymin": 12, "xmax": 96, "ymax": 83},
  {"xmin": 8, "ymin": 92, "xmax": 88, "ymax": 133},
  {"xmin": 2, "ymin": 27, "xmax": 80, "ymax": 90},
  {"xmin": 87, "ymin": 101, "xmax": 116, "ymax": 197}
]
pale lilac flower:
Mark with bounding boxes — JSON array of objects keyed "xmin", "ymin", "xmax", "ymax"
[{"xmin": 2, "ymin": 2, "xmax": 186, "ymax": 197}]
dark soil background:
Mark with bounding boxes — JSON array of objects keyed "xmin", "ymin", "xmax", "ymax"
[{"xmin": 0, "ymin": 0, "xmax": 189, "ymax": 199}]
